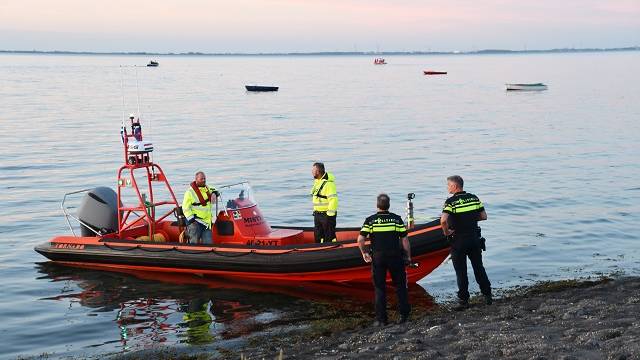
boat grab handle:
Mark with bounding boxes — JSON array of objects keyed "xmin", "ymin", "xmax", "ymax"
[{"xmin": 61, "ymin": 188, "xmax": 103, "ymax": 237}]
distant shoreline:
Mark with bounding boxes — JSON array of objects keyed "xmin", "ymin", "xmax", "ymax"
[{"xmin": 1, "ymin": 46, "xmax": 638, "ymax": 57}]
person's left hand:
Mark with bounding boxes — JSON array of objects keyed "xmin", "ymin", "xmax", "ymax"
[{"xmin": 362, "ymin": 252, "xmax": 372, "ymax": 263}]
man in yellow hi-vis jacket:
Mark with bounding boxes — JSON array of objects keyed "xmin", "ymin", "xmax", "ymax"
[
  {"xmin": 310, "ymin": 162, "xmax": 338, "ymax": 243},
  {"xmin": 182, "ymin": 171, "xmax": 219, "ymax": 244}
]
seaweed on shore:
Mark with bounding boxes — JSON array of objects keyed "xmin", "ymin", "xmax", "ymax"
[
  {"xmin": 500, "ymin": 276, "xmax": 613, "ymax": 299},
  {"xmin": 102, "ymin": 275, "xmax": 635, "ymax": 360}
]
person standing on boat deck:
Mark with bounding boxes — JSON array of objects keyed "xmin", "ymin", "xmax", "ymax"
[
  {"xmin": 182, "ymin": 171, "xmax": 219, "ymax": 245},
  {"xmin": 310, "ymin": 162, "xmax": 339, "ymax": 243},
  {"xmin": 440, "ymin": 175, "xmax": 492, "ymax": 310},
  {"xmin": 358, "ymin": 194, "xmax": 411, "ymax": 326}
]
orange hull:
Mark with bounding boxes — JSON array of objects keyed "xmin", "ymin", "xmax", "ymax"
[
  {"xmin": 36, "ymin": 220, "xmax": 450, "ymax": 284},
  {"xmin": 54, "ymin": 247, "xmax": 449, "ymax": 283}
]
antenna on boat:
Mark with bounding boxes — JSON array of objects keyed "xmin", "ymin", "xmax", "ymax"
[
  {"xmin": 115, "ymin": 64, "xmax": 179, "ymax": 242},
  {"xmin": 119, "ymin": 65, "xmax": 155, "ymax": 164},
  {"xmin": 406, "ymin": 193, "xmax": 415, "ymax": 229},
  {"xmin": 134, "ymin": 66, "xmax": 141, "ymax": 119},
  {"xmin": 119, "ymin": 66, "xmax": 127, "ymax": 127},
  {"xmin": 133, "ymin": 65, "xmax": 154, "ymax": 165}
]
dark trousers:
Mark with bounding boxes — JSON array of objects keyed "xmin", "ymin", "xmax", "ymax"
[
  {"xmin": 186, "ymin": 221, "xmax": 212, "ymax": 245},
  {"xmin": 313, "ymin": 212, "xmax": 336, "ymax": 243},
  {"xmin": 372, "ymin": 255, "xmax": 410, "ymax": 323},
  {"xmin": 450, "ymin": 236, "xmax": 491, "ymax": 301}
]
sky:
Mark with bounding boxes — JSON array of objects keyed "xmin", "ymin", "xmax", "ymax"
[{"xmin": 1, "ymin": 0, "xmax": 638, "ymax": 53}]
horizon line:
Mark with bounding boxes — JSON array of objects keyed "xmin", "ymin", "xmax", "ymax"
[{"xmin": 1, "ymin": 46, "xmax": 639, "ymax": 57}]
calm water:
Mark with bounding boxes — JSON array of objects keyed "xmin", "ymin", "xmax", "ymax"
[{"xmin": 1, "ymin": 52, "xmax": 639, "ymax": 359}]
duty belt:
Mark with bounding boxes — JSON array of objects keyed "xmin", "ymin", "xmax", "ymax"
[
  {"xmin": 372, "ymin": 249, "xmax": 402, "ymax": 257},
  {"xmin": 452, "ymin": 231, "xmax": 478, "ymax": 240}
]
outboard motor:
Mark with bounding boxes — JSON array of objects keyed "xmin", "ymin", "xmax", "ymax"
[{"xmin": 78, "ymin": 187, "xmax": 118, "ymax": 236}]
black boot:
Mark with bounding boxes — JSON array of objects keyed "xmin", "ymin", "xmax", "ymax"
[
  {"xmin": 453, "ymin": 299, "xmax": 469, "ymax": 311},
  {"xmin": 484, "ymin": 294, "xmax": 493, "ymax": 305},
  {"xmin": 373, "ymin": 320, "xmax": 388, "ymax": 327}
]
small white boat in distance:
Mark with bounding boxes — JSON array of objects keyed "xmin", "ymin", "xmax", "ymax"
[{"xmin": 506, "ymin": 83, "xmax": 548, "ymax": 91}]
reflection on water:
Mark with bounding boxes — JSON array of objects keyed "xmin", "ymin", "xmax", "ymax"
[{"xmin": 35, "ymin": 262, "xmax": 434, "ymax": 353}]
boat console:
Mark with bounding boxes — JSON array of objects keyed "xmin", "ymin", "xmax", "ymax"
[{"xmin": 209, "ymin": 182, "xmax": 304, "ymax": 246}]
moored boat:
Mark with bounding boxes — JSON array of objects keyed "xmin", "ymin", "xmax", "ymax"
[
  {"xmin": 505, "ymin": 83, "xmax": 547, "ymax": 91},
  {"xmin": 35, "ymin": 218, "xmax": 449, "ymax": 283},
  {"xmin": 34, "ymin": 114, "xmax": 449, "ymax": 284},
  {"xmin": 424, "ymin": 70, "xmax": 447, "ymax": 75},
  {"xmin": 245, "ymin": 85, "xmax": 279, "ymax": 92},
  {"xmin": 147, "ymin": 60, "xmax": 159, "ymax": 67}
]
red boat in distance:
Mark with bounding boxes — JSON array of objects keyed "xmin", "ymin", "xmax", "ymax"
[
  {"xmin": 424, "ymin": 70, "xmax": 447, "ymax": 75},
  {"xmin": 374, "ymin": 58, "xmax": 387, "ymax": 65}
]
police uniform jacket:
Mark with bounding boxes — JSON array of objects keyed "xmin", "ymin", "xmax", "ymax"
[
  {"xmin": 442, "ymin": 191, "xmax": 484, "ymax": 245},
  {"xmin": 360, "ymin": 211, "xmax": 407, "ymax": 258}
]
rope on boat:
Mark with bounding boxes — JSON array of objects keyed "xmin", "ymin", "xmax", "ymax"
[
  {"xmin": 210, "ymin": 249, "xmax": 255, "ymax": 257},
  {"xmin": 101, "ymin": 242, "xmax": 346, "ymax": 256},
  {"xmin": 251, "ymin": 249, "xmax": 296, "ymax": 255},
  {"xmin": 103, "ymin": 243, "xmax": 141, "ymax": 251},
  {"xmin": 294, "ymin": 244, "xmax": 343, "ymax": 252},
  {"xmin": 133, "ymin": 246, "xmax": 174, "ymax": 253},
  {"xmin": 173, "ymin": 248, "xmax": 218, "ymax": 255}
]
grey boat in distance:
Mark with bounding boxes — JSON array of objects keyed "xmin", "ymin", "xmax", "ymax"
[
  {"xmin": 506, "ymin": 83, "xmax": 547, "ymax": 91},
  {"xmin": 245, "ymin": 85, "xmax": 279, "ymax": 92}
]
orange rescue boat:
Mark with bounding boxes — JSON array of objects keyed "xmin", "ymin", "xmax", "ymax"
[{"xmin": 35, "ymin": 114, "xmax": 449, "ymax": 283}]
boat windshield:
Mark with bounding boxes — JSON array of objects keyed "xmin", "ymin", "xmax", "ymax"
[{"xmin": 218, "ymin": 182, "xmax": 257, "ymax": 210}]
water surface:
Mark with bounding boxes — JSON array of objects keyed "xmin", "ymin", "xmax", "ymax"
[{"xmin": 0, "ymin": 52, "xmax": 639, "ymax": 359}]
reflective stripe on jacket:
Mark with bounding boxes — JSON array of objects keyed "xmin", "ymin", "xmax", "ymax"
[
  {"xmin": 310, "ymin": 172, "xmax": 338, "ymax": 216},
  {"xmin": 442, "ymin": 191, "xmax": 484, "ymax": 235},
  {"xmin": 442, "ymin": 192, "xmax": 484, "ymax": 214},
  {"xmin": 360, "ymin": 211, "xmax": 407, "ymax": 254},
  {"xmin": 182, "ymin": 185, "xmax": 217, "ymax": 228}
]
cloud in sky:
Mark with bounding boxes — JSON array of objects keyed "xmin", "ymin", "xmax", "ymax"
[{"xmin": 1, "ymin": 0, "xmax": 638, "ymax": 52}]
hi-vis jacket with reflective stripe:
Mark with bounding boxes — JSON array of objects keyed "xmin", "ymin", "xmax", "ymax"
[
  {"xmin": 182, "ymin": 184, "xmax": 218, "ymax": 228},
  {"xmin": 310, "ymin": 172, "xmax": 338, "ymax": 216}
]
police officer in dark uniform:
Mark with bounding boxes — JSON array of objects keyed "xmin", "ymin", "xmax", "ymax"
[
  {"xmin": 358, "ymin": 194, "xmax": 411, "ymax": 326},
  {"xmin": 440, "ymin": 175, "xmax": 492, "ymax": 310}
]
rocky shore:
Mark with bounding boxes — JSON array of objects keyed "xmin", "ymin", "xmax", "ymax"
[{"xmin": 232, "ymin": 276, "xmax": 639, "ymax": 360}]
